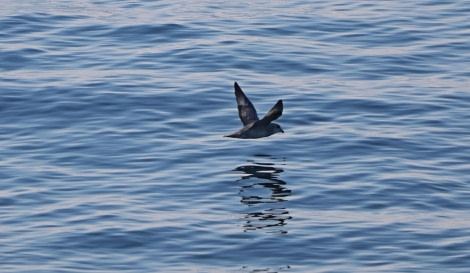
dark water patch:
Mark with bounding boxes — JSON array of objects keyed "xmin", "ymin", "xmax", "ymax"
[{"xmin": 106, "ymin": 23, "xmax": 217, "ymax": 44}]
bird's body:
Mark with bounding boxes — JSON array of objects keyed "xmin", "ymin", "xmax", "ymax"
[
  {"xmin": 225, "ymin": 122, "xmax": 283, "ymax": 139},
  {"xmin": 225, "ymin": 82, "xmax": 284, "ymax": 139}
]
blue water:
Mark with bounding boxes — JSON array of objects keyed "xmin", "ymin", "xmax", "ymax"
[{"xmin": 1, "ymin": 1, "xmax": 470, "ymax": 272}]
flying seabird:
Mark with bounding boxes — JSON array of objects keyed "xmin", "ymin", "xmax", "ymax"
[{"xmin": 225, "ymin": 82, "xmax": 284, "ymax": 139}]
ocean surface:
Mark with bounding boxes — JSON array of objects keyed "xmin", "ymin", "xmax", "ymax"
[{"xmin": 1, "ymin": 1, "xmax": 469, "ymax": 272}]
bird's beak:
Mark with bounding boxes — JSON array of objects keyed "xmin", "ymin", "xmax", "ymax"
[{"xmin": 281, "ymin": 129, "xmax": 284, "ymax": 133}]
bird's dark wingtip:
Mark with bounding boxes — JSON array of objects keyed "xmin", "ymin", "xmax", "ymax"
[
  {"xmin": 234, "ymin": 82, "xmax": 243, "ymax": 94},
  {"xmin": 234, "ymin": 82, "xmax": 241, "ymax": 91}
]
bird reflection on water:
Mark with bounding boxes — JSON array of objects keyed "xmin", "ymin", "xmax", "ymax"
[{"xmin": 234, "ymin": 155, "xmax": 292, "ymax": 234}]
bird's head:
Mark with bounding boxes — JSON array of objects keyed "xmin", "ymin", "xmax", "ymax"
[{"xmin": 268, "ymin": 123, "xmax": 284, "ymax": 135}]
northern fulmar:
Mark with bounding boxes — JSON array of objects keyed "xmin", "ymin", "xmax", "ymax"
[{"xmin": 225, "ymin": 82, "xmax": 284, "ymax": 139}]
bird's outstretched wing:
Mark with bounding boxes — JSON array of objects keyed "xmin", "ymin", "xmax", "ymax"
[
  {"xmin": 234, "ymin": 82, "xmax": 259, "ymax": 126},
  {"xmin": 255, "ymin": 99, "xmax": 283, "ymax": 127}
]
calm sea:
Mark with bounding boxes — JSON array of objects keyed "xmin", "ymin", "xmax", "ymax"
[{"xmin": 1, "ymin": 1, "xmax": 469, "ymax": 272}]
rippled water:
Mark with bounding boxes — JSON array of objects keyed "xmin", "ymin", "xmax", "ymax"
[{"xmin": 1, "ymin": 1, "xmax": 470, "ymax": 272}]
